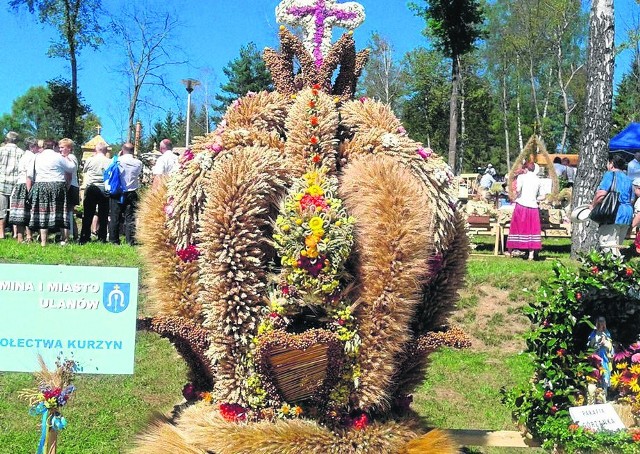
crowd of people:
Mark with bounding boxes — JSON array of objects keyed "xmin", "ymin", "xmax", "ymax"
[
  {"xmin": 0, "ymin": 132, "xmax": 178, "ymax": 246},
  {"xmin": 502, "ymin": 152, "xmax": 640, "ymax": 260}
]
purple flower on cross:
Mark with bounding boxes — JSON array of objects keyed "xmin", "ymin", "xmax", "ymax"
[{"xmin": 276, "ymin": 0, "xmax": 365, "ymax": 67}]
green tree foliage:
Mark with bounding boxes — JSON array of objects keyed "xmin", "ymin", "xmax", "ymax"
[
  {"xmin": 359, "ymin": 33, "xmax": 407, "ymax": 114},
  {"xmin": 481, "ymin": 0, "xmax": 586, "ymax": 161},
  {"xmin": 10, "ymin": 0, "xmax": 104, "ymax": 140},
  {"xmin": 411, "ymin": 0, "xmax": 485, "ymax": 172},
  {"xmin": 213, "ymin": 42, "xmax": 273, "ymax": 119},
  {"xmin": 0, "ymin": 83, "xmax": 97, "ymax": 147},
  {"xmin": 147, "ymin": 111, "xmax": 186, "ymax": 149},
  {"xmin": 612, "ymin": 58, "xmax": 640, "ymax": 133},
  {"xmin": 401, "ymin": 48, "xmax": 450, "ymax": 154}
]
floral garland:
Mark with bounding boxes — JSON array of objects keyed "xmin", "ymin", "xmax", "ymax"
[{"xmin": 272, "ymin": 167, "xmax": 354, "ymax": 305}]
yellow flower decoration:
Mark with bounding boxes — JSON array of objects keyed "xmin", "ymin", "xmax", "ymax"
[
  {"xmin": 305, "ymin": 235, "xmax": 320, "ymax": 248},
  {"xmin": 617, "ymin": 362, "xmax": 629, "ymax": 370},
  {"xmin": 307, "ymin": 248, "xmax": 319, "ymax": 258},
  {"xmin": 308, "ymin": 216, "xmax": 324, "ymax": 232},
  {"xmin": 281, "ymin": 403, "xmax": 290, "ymax": 415},
  {"xmin": 295, "ymin": 218, "xmax": 303, "ymax": 225},
  {"xmin": 630, "ymin": 364, "xmax": 640, "ymax": 375},
  {"xmin": 307, "ymin": 185, "xmax": 324, "ymax": 197},
  {"xmin": 630, "ymin": 377, "xmax": 640, "ymax": 393},
  {"xmin": 304, "ymin": 171, "xmax": 319, "ymax": 184},
  {"xmin": 611, "ymin": 371, "xmax": 621, "ymax": 388}
]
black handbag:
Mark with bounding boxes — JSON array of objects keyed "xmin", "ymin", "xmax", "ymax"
[{"xmin": 589, "ymin": 172, "xmax": 620, "ymax": 225}]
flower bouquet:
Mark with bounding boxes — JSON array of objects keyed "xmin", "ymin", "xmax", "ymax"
[{"xmin": 19, "ymin": 355, "xmax": 77, "ymax": 454}]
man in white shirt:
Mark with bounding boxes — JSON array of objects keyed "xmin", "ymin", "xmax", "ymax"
[
  {"xmin": 109, "ymin": 143, "xmax": 143, "ymax": 246},
  {"xmin": 479, "ymin": 165, "xmax": 496, "ymax": 190},
  {"xmin": 152, "ymin": 138, "xmax": 178, "ymax": 189},
  {"xmin": 627, "ymin": 152, "xmax": 640, "ymax": 181}
]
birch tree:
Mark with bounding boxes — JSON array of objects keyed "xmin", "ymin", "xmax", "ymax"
[{"xmin": 571, "ymin": 0, "xmax": 615, "ymax": 256}]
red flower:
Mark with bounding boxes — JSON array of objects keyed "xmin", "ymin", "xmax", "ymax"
[
  {"xmin": 312, "ymin": 154, "xmax": 321, "ymax": 163},
  {"xmin": 550, "ymin": 405, "xmax": 558, "ymax": 414},
  {"xmin": 309, "ymin": 100, "xmax": 316, "ymax": 108},
  {"xmin": 576, "ymin": 292, "xmax": 582, "ymax": 301},
  {"xmin": 311, "ymin": 89, "xmax": 319, "ymax": 96},
  {"xmin": 591, "ymin": 266, "xmax": 599, "ymax": 274},
  {"xmin": 43, "ymin": 388, "xmax": 62, "ymax": 400},
  {"xmin": 219, "ymin": 403, "xmax": 247, "ymax": 422},
  {"xmin": 312, "ymin": 83, "xmax": 321, "ymax": 90},
  {"xmin": 626, "ymin": 267, "xmax": 634, "ymax": 277},
  {"xmin": 352, "ymin": 412, "xmax": 370, "ymax": 430},
  {"xmin": 556, "ymin": 349, "xmax": 565, "ymax": 357},
  {"xmin": 633, "ymin": 432, "xmax": 640, "ymax": 442},
  {"xmin": 568, "ymin": 424, "xmax": 579, "ymax": 432},
  {"xmin": 337, "ymin": 319, "xmax": 345, "ymax": 326},
  {"xmin": 176, "ymin": 244, "xmax": 200, "ymax": 263},
  {"xmin": 310, "ymin": 116, "xmax": 319, "ymax": 126},
  {"xmin": 281, "ymin": 285, "xmax": 290, "ymax": 295},
  {"xmin": 269, "ymin": 312, "xmax": 279, "ymax": 319},
  {"xmin": 310, "ymin": 136, "xmax": 319, "ymax": 145},
  {"xmin": 299, "ymin": 194, "xmax": 328, "ymax": 212},
  {"xmin": 544, "ymin": 390, "xmax": 554, "ymax": 400}
]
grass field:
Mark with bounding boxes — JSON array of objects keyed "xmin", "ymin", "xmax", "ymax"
[{"xmin": 0, "ymin": 238, "xmax": 573, "ymax": 453}]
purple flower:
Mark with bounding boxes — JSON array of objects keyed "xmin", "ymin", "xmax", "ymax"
[
  {"xmin": 587, "ymin": 354, "xmax": 603, "ymax": 367},
  {"xmin": 632, "ymin": 353, "xmax": 640, "ymax": 363},
  {"xmin": 416, "ymin": 147, "xmax": 432, "ymax": 159},
  {"xmin": 628, "ymin": 342, "xmax": 640, "ymax": 352},
  {"xmin": 182, "ymin": 383, "xmax": 198, "ymax": 401},
  {"xmin": 614, "ymin": 350, "xmax": 631, "ymax": 362},
  {"xmin": 397, "ymin": 126, "xmax": 406, "ymax": 135}
]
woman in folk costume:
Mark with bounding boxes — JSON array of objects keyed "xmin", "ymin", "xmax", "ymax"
[{"xmin": 506, "ymin": 161, "xmax": 542, "ymax": 260}]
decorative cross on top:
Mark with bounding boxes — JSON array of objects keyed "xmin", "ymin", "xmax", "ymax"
[{"xmin": 276, "ymin": 0, "xmax": 365, "ymax": 67}]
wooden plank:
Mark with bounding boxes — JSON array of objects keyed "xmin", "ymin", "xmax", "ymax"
[{"xmin": 446, "ymin": 429, "xmax": 541, "ymax": 448}]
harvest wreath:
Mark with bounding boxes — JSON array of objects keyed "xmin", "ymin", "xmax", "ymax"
[{"xmin": 133, "ymin": 1, "xmax": 470, "ymax": 452}]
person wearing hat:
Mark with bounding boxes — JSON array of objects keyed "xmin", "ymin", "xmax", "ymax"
[
  {"xmin": 632, "ymin": 177, "xmax": 640, "ymax": 254},
  {"xmin": 0, "ymin": 131, "xmax": 25, "ymax": 239}
]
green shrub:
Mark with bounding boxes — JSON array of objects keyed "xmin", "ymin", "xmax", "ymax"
[{"xmin": 504, "ymin": 252, "xmax": 640, "ymax": 452}]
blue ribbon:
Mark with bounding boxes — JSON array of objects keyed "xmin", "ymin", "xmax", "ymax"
[
  {"xmin": 36, "ymin": 411, "xmax": 47, "ymax": 454},
  {"xmin": 51, "ymin": 415, "xmax": 67, "ymax": 431}
]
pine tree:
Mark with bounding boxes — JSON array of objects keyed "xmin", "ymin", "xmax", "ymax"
[{"xmin": 213, "ymin": 42, "xmax": 273, "ymax": 120}]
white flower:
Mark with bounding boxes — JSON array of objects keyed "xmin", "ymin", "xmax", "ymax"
[
  {"xmin": 434, "ymin": 170, "xmax": 448, "ymax": 184},
  {"xmin": 381, "ymin": 133, "xmax": 399, "ymax": 150}
]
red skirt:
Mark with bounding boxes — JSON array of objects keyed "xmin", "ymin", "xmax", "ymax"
[{"xmin": 506, "ymin": 203, "xmax": 542, "ymax": 251}]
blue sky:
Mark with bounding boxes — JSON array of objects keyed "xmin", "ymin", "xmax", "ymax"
[{"xmin": 0, "ymin": 0, "xmax": 639, "ymax": 145}]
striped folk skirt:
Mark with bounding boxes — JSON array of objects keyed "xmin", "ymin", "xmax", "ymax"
[
  {"xmin": 28, "ymin": 181, "xmax": 68, "ymax": 230},
  {"xmin": 8, "ymin": 183, "xmax": 30, "ymax": 226},
  {"xmin": 506, "ymin": 203, "xmax": 542, "ymax": 251}
]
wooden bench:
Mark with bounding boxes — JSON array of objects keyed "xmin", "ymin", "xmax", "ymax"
[{"xmin": 466, "ymin": 216, "xmax": 501, "ymax": 256}]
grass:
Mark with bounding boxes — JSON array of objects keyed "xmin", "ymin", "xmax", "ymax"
[{"xmin": 0, "ymin": 237, "xmax": 570, "ymax": 453}]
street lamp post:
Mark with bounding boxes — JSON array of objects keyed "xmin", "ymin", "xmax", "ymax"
[{"xmin": 181, "ymin": 78, "xmax": 201, "ymax": 147}]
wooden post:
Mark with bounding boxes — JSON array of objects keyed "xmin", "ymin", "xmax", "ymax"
[{"xmin": 47, "ymin": 428, "xmax": 58, "ymax": 454}]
